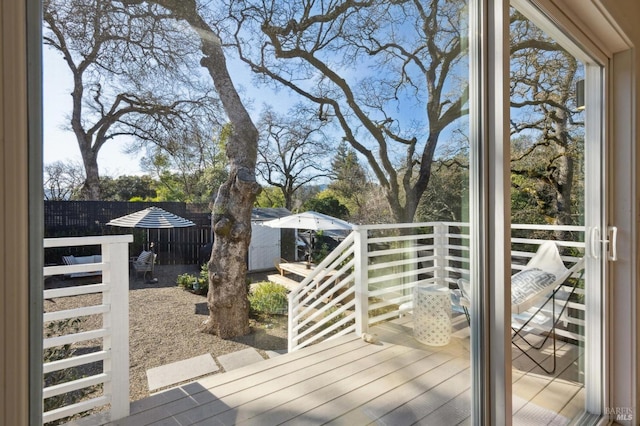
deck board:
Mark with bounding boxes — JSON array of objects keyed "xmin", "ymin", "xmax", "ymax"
[
  {"xmin": 377, "ymin": 368, "xmax": 470, "ymax": 425},
  {"xmin": 123, "ymin": 336, "xmax": 370, "ymax": 425},
  {"xmin": 512, "ymin": 338, "xmax": 583, "ymax": 422},
  {"xmin": 326, "ymin": 356, "xmax": 469, "ymax": 425},
  {"xmin": 240, "ymin": 347, "xmax": 435, "ymax": 426},
  {"xmin": 279, "ymin": 352, "xmax": 459, "ymax": 425},
  {"xmin": 109, "ymin": 314, "xmax": 585, "ymax": 426},
  {"xmin": 188, "ymin": 344, "xmax": 415, "ymax": 425}
]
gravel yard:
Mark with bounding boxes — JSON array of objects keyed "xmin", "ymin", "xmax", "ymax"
[{"xmin": 44, "ymin": 264, "xmax": 288, "ymax": 403}]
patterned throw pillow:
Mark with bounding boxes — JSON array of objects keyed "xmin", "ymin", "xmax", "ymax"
[
  {"xmin": 62, "ymin": 255, "xmax": 75, "ymax": 265},
  {"xmin": 511, "ymin": 268, "xmax": 557, "ymax": 306},
  {"xmin": 136, "ymin": 251, "xmax": 152, "ymax": 264}
]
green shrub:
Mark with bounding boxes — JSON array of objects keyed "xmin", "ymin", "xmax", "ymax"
[
  {"xmin": 176, "ymin": 272, "xmax": 194, "ymax": 289},
  {"xmin": 249, "ymin": 281, "xmax": 288, "ymax": 315},
  {"xmin": 176, "ymin": 264, "xmax": 208, "ymax": 296}
]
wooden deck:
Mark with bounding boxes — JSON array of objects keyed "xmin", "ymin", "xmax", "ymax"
[{"xmin": 107, "ymin": 315, "xmax": 584, "ymax": 425}]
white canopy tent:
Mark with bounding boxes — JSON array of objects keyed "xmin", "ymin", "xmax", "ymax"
[{"xmin": 262, "ymin": 211, "xmax": 353, "ymax": 264}]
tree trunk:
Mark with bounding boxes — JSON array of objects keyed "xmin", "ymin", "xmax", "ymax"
[
  {"xmin": 283, "ymin": 187, "xmax": 293, "ymax": 211},
  {"xmin": 205, "ymin": 166, "xmax": 260, "ymax": 338},
  {"xmin": 201, "ymin": 37, "xmax": 261, "ymax": 339},
  {"xmin": 149, "ymin": 0, "xmax": 261, "ymax": 338},
  {"xmin": 77, "ymin": 141, "xmax": 101, "ymax": 200},
  {"xmin": 550, "ymin": 108, "xmax": 575, "ymax": 244}
]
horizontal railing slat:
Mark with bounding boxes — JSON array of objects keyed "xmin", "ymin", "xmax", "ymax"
[
  {"xmin": 511, "ymin": 223, "xmax": 585, "ymax": 232},
  {"xmin": 44, "ymin": 234, "xmax": 132, "ymax": 248},
  {"xmin": 43, "ymin": 373, "xmax": 110, "ymax": 399},
  {"xmin": 368, "ymin": 233, "xmax": 431, "ymax": 245},
  {"xmin": 368, "ymin": 255, "xmax": 435, "ymax": 271},
  {"xmin": 370, "ymin": 309, "xmax": 405, "ymax": 325},
  {"xmin": 368, "ymin": 245, "xmax": 433, "ymax": 258},
  {"xmin": 369, "ymin": 292, "xmax": 415, "ymax": 309},
  {"xmin": 43, "ymin": 395, "xmax": 111, "ymax": 424},
  {"xmin": 43, "ymin": 328, "xmax": 109, "ymax": 349},
  {"xmin": 44, "ymin": 304, "xmax": 110, "ymax": 323},
  {"xmin": 368, "ymin": 266, "xmax": 436, "ymax": 285},
  {"xmin": 44, "ymin": 262, "xmax": 106, "ymax": 277},
  {"xmin": 43, "ymin": 350, "xmax": 110, "ymax": 374},
  {"xmin": 44, "ymin": 283, "xmax": 108, "ymax": 299}
]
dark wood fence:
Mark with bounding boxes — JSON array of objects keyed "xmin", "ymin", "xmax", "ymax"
[{"xmin": 44, "ymin": 201, "xmax": 212, "ymax": 265}]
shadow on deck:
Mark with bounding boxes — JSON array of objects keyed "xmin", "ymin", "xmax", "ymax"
[{"xmin": 86, "ymin": 314, "xmax": 583, "ymax": 425}]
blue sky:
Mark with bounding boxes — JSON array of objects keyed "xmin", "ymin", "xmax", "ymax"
[
  {"xmin": 43, "ymin": 47, "xmax": 147, "ymax": 175},
  {"xmin": 42, "ymin": 44, "xmax": 297, "ymax": 177},
  {"xmin": 42, "ymin": 26, "xmax": 467, "ymax": 181}
]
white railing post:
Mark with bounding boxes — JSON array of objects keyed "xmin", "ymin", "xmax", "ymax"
[
  {"xmin": 353, "ymin": 226, "xmax": 369, "ymax": 335},
  {"xmin": 407, "ymin": 226, "xmax": 419, "ymax": 292},
  {"xmin": 287, "ymin": 295, "xmax": 298, "ymax": 352},
  {"xmin": 433, "ymin": 223, "xmax": 448, "ymax": 286},
  {"xmin": 101, "ymin": 239, "xmax": 131, "ymax": 421}
]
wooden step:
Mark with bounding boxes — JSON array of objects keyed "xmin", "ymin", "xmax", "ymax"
[{"xmin": 266, "ymin": 274, "xmax": 300, "ymax": 291}]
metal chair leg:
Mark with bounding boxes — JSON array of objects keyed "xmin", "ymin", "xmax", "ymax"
[{"xmin": 511, "ymin": 271, "xmax": 583, "ymax": 375}]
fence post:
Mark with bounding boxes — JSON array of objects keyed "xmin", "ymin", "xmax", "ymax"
[
  {"xmin": 433, "ymin": 223, "xmax": 447, "ymax": 286},
  {"xmin": 101, "ymin": 237, "xmax": 132, "ymax": 421},
  {"xmin": 353, "ymin": 226, "xmax": 369, "ymax": 336}
]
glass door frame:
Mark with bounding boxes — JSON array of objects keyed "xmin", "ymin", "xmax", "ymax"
[
  {"xmin": 492, "ymin": 0, "xmax": 608, "ymax": 424},
  {"xmin": 469, "ymin": 0, "xmax": 512, "ymax": 424},
  {"xmin": 474, "ymin": 0, "xmax": 611, "ymax": 423},
  {"xmin": 511, "ymin": 0, "xmax": 610, "ymax": 418}
]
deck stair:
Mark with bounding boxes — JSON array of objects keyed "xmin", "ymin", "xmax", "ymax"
[{"xmin": 265, "ymin": 273, "xmax": 300, "ymax": 291}]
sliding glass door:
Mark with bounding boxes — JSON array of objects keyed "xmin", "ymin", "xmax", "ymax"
[
  {"xmin": 33, "ymin": 0, "xmax": 614, "ymax": 424},
  {"xmin": 508, "ymin": 1, "xmax": 606, "ymax": 423}
]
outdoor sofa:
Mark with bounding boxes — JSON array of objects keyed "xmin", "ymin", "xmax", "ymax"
[{"xmin": 61, "ymin": 255, "xmax": 102, "ymax": 278}]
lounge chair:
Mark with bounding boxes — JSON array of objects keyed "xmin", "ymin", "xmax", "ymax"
[
  {"xmin": 510, "ymin": 241, "xmax": 585, "ymax": 374},
  {"xmin": 132, "ymin": 250, "xmax": 156, "ymax": 281},
  {"xmin": 454, "ymin": 241, "xmax": 584, "ymax": 374}
]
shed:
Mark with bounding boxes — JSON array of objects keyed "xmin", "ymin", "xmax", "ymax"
[{"xmin": 249, "ymin": 208, "xmax": 293, "ymax": 272}]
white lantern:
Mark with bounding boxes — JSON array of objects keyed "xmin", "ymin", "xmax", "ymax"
[{"xmin": 413, "ymin": 284, "xmax": 452, "ymax": 346}]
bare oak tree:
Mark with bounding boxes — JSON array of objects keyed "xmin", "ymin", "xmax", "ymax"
[
  {"xmin": 44, "ymin": 0, "xmax": 220, "ymax": 199},
  {"xmin": 122, "ymin": 0, "xmax": 261, "ymax": 337},
  {"xmin": 220, "ymin": 0, "xmax": 469, "ymax": 223},
  {"xmin": 509, "ymin": 10, "xmax": 584, "ymax": 236},
  {"xmin": 257, "ymin": 106, "xmax": 331, "ymax": 210},
  {"xmin": 43, "ymin": 160, "xmax": 86, "ymax": 200}
]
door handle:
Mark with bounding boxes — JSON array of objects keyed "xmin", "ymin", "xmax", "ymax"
[
  {"xmin": 606, "ymin": 226, "xmax": 618, "ymax": 261},
  {"xmin": 590, "ymin": 226, "xmax": 618, "ymax": 261},
  {"xmin": 589, "ymin": 226, "xmax": 600, "ymax": 259}
]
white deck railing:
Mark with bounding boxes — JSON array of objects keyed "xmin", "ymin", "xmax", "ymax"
[
  {"xmin": 288, "ymin": 222, "xmax": 586, "ymax": 352},
  {"xmin": 41, "ymin": 228, "xmax": 585, "ymax": 421},
  {"xmin": 43, "ymin": 235, "xmax": 132, "ymax": 424},
  {"xmin": 287, "ymin": 233, "xmax": 358, "ymax": 352}
]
